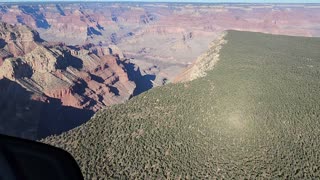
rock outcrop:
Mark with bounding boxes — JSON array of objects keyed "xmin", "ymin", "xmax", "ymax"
[
  {"xmin": 0, "ymin": 22, "xmax": 135, "ymax": 110},
  {"xmin": 174, "ymin": 32, "xmax": 227, "ymax": 83},
  {"xmin": 0, "ymin": 22, "xmax": 136, "ymax": 139}
]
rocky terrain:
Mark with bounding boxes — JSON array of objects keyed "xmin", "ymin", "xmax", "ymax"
[
  {"xmin": 173, "ymin": 32, "xmax": 227, "ymax": 83},
  {"xmin": 43, "ymin": 31, "xmax": 320, "ymax": 179},
  {"xmin": 0, "ymin": 3, "xmax": 319, "ymax": 84},
  {"xmin": 0, "ymin": 22, "xmax": 140, "ymax": 139}
]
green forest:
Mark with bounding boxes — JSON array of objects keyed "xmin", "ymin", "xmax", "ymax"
[{"xmin": 43, "ymin": 30, "xmax": 320, "ymax": 179}]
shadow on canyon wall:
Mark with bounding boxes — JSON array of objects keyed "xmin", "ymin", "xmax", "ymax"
[
  {"xmin": 0, "ymin": 78, "xmax": 94, "ymax": 140},
  {"xmin": 0, "ymin": 60, "xmax": 156, "ymax": 140},
  {"xmin": 122, "ymin": 61, "xmax": 156, "ymax": 97},
  {"xmin": 19, "ymin": 5, "xmax": 51, "ymax": 29}
]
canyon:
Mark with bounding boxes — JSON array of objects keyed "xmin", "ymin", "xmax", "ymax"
[
  {"xmin": 1, "ymin": 3, "xmax": 320, "ymax": 84},
  {"xmin": 0, "ymin": 2, "xmax": 320, "ymax": 139},
  {"xmin": 0, "ymin": 22, "xmax": 139, "ymax": 139}
]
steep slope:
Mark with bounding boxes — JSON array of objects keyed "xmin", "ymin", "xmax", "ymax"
[
  {"xmin": 173, "ymin": 31, "xmax": 227, "ymax": 82},
  {"xmin": 0, "ymin": 22, "xmax": 137, "ymax": 139},
  {"xmin": 43, "ymin": 31, "xmax": 320, "ymax": 179},
  {"xmin": 0, "ymin": 22, "xmax": 136, "ymax": 110},
  {"xmin": 0, "ymin": 78, "xmax": 94, "ymax": 140},
  {"xmin": 0, "ymin": 21, "xmax": 41, "ymax": 64}
]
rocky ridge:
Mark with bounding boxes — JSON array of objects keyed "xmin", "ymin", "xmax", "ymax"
[
  {"xmin": 173, "ymin": 32, "xmax": 227, "ymax": 83},
  {"xmin": 0, "ymin": 22, "xmax": 137, "ymax": 139},
  {"xmin": 0, "ymin": 22, "xmax": 135, "ymax": 110}
]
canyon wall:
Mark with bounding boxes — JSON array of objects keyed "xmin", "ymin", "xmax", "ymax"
[
  {"xmin": 0, "ymin": 22, "xmax": 137, "ymax": 139},
  {"xmin": 1, "ymin": 3, "xmax": 319, "ymax": 84}
]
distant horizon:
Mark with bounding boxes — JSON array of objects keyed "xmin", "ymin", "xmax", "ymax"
[{"xmin": 0, "ymin": 0, "xmax": 320, "ymax": 4}]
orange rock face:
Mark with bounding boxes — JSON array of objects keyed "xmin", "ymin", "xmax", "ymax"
[
  {"xmin": 0, "ymin": 22, "xmax": 140, "ymax": 139},
  {"xmin": 0, "ymin": 3, "xmax": 318, "ymax": 46},
  {"xmin": 0, "ymin": 22, "xmax": 136, "ymax": 111},
  {"xmin": 1, "ymin": 3, "xmax": 319, "ymax": 84}
]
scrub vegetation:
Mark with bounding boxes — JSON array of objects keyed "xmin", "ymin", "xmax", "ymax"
[{"xmin": 43, "ymin": 30, "xmax": 320, "ymax": 179}]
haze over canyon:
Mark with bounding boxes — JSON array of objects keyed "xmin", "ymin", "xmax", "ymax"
[{"xmin": 0, "ymin": 2, "xmax": 320, "ymax": 139}]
